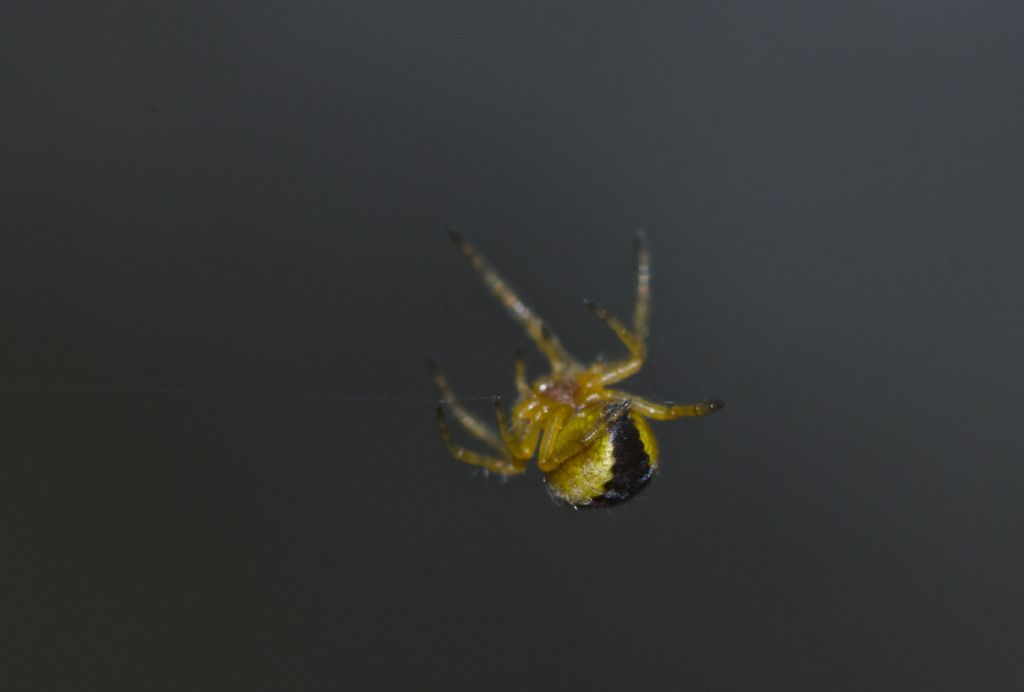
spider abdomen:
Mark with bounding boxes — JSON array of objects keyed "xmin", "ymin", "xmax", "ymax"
[{"xmin": 544, "ymin": 405, "xmax": 660, "ymax": 508}]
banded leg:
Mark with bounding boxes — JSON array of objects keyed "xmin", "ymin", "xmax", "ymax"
[
  {"xmin": 633, "ymin": 229, "xmax": 651, "ymax": 344},
  {"xmin": 628, "ymin": 395, "xmax": 724, "ymax": 420},
  {"xmin": 449, "ymin": 230, "xmax": 578, "ymax": 374},
  {"xmin": 584, "ymin": 300, "xmax": 646, "ymax": 385},
  {"xmin": 428, "ymin": 359, "xmax": 504, "ymax": 452},
  {"xmin": 436, "ymin": 405, "xmax": 524, "ymax": 475}
]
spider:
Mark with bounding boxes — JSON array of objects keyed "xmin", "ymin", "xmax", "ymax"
[{"xmin": 431, "ymin": 230, "xmax": 723, "ymax": 508}]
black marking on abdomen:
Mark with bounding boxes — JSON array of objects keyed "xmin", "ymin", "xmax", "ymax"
[{"xmin": 589, "ymin": 405, "xmax": 654, "ymax": 507}]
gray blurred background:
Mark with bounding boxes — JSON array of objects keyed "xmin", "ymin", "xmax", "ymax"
[{"xmin": 3, "ymin": 2, "xmax": 1022, "ymax": 690}]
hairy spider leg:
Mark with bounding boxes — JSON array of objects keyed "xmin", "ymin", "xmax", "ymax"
[
  {"xmin": 513, "ymin": 349, "xmax": 529, "ymax": 397},
  {"xmin": 449, "ymin": 230, "xmax": 579, "ymax": 374},
  {"xmin": 428, "ymin": 359, "xmax": 504, "ymax": 453},
  {"xmin": 624, "ymin": 395, "xmax": 724, "ymax": 420},
  {"xmin": 436, "ymin": 405, "xmax": 524, "ymax": 475},
  {"xmin": 584, "ymin": 299, "xmax": 646, "ymax": 385},
  {"xmin": 536, "ymin": 407, "xmax": 571, "ymax": 472},
  {"xmin": 581, "ymin": 232, "xmax": 651, "ymax": 385},
  {"xmin": 633, "ymin": 229, "xmax": 651, "ymax": 344}
]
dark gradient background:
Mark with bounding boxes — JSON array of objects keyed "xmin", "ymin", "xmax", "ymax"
[{"xmin": 3, "ymin": 3, "xmax": 1022, "ymax": 690}]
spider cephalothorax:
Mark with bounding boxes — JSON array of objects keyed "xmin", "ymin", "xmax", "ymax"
[{"xmin": 432, "ymin": 230, "xmax": 723, "ymax": 508}]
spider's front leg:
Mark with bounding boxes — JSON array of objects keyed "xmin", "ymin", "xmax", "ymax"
[
  {"xmin": 436, "ymin": 405, "xmax": 525, "ymax": 475},
  {"xmin": 632, "ymin": 229, "xmax": 651, "ymax": 343},
  {"xmin": 583, "ymin": 230, "xmax": 652, "ymax": 385},
  {"xmin": 584, "ymin": 300, "xmax": 645, "ymax": 385},
  {"xmin": 449, "ymin": 230, "xmax": 580, "ymax": 375},
  {"xmin": 428, "ymin": 358, "xmax": 504, "ymax": 452}
]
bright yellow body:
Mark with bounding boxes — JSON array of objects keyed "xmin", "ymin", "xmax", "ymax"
[
  {"xmin": 433, "ymin": 230, "xmax": 722, "ymax": 507},
  {"xmin": 543, "ymin": 405, "xmax": 660, "ymax": 507}
]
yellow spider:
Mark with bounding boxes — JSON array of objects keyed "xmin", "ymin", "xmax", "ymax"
[{"xmin": 432, "ymin": 230, "xmax": 723, "ymax": 508}]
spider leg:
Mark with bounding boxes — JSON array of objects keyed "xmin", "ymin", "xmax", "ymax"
[
  {"xmin": 536, "ymin": 407, "xmax": 571, "ymax": 472},
  {"xmin": 633, "ymin": 229, "xmax": 651, "ymax": 345},
  {"xmin": 513, "ymin": 349, "xmax": 529, "ymax": 397},
  {"xmin": 449, "ymin": 230, "xmax": 578, "ymax": 374},
  {"xmin": 583, "ymin": 300, "xmax": 645, "ymax": 385},
  {"xmin": 428, "ymin": 359, "xmax": 504, "ymax": 453},
  {"xmin": 436, "ymin": 405, "xmax": 525, "ymax": 475},
  {"xmin": 628, "ymin": 395, "xmax": 724, "ymax": 420},
  {"xmin": 493, "ymin": 396, "xmax": 543, "ymax": 461},
  {"xmin": 584, "ymin": 232, "xmax": 651, "ymax": 385}
]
